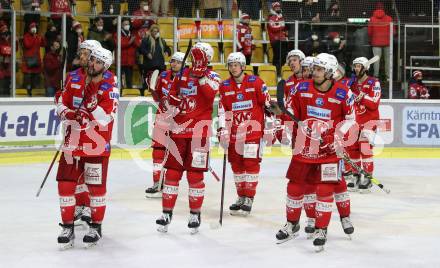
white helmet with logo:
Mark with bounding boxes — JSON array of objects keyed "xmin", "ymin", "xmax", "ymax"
[
  {"xmin": 301, "ymin": 56, "xmax": 315, "ymax": 68},
  {"xmin": 227, "ymin": 52, "xmax": 246, "ymax": 66},
  {"xmin": 193, "ymin": 42, "xmax": 214, "ymax": 62},
  {"xmin": 91, "ymin": 46, "xmax": 113, "ymax": 70},
  {"xmin": 79, "ymin": 39, "xmax": 102, "ymax": 52},
  {"xmin": 352, "ymin": 57, "xmax": 370, "ymax": 70},
  {"xmin": 313, "ymin": 53, "xmax": 338, "ymax": 76},
  {"xmin": 286, "ymin": 49, "xmax": 305, "ymax": 63},
  {"xmin": 171, "ymin": 51, "xmax": 185, "ymax": 62}
]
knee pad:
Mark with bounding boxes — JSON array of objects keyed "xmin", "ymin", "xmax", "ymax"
[
  {"xmin": 243, "ymin": 159, "xmax": 260, "ymax": 174},
  {"xmin": 152, "ymin": 148, "xmax": 166, "ymax": 163},
  {"xmin": 316, "ymin": 184, "xmax": 335, "ymax": 201},
  {"xmin": 165, "ymin": 168, "xmax": 183, "ymax": 183},
  {"xmin": 58, "ymin": 181, "xmax": 76, "ymax": 196},
  {"xmin": 287, "ymin": 180, "xmax": 305, "ymax": 198},
  {"xmin": 187, "ymin": 171, "xmax": 204, "ymax": 186}
]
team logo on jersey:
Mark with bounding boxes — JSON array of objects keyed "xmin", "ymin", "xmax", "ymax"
[
  {"xmin": 298, "ymin": 82, "xmax": 310, "ymax": 91},
  {"xmin": 237, "ymin": 93, "xmax": 244, "ymax": 100},
  {"xmin": 232, "ymin": 100, "xmax": 253, "ymax": 111},
  {"xmin": 71, "ymin": 76, "xmax": 81, "ymax": 82},
  {"xmin": 335, "ymin": 88, "xmax": 346, "ymax": 100},
  {"xmin": 315, "ymin": 97, "xmax": 324, "ymax": 107},
  {"xmin": 180, "ymin": 97, "xmax": 197, "ymax": 113},
  {"xmin": 248, "ymin": 75, "xmax": 257, "ymax": 82},
  {"xmin": 307, "ymin": 105, "xmax": 331, "ymax": 120},
  {"xmin": 233, "ymin": 111, "xmax": 253, "ymax": 125}
]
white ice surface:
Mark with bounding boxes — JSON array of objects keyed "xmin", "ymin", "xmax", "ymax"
[{"xmin": 0, "ymin": 157, "xmax": 439, "ymax": 268}]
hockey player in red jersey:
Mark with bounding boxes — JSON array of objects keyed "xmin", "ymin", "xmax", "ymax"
[
  {"xmin": 301, "ymin": 56, "xmax": 315, "ymax": 79},
  {"xmin": 55, "ymin": 46, "xmax": 118, "ymax": 249},
  {"xmin": 155, "ymin": 43, "xmax": 221, "ymax": 234},
  {"xmin": 346, "ymin": 57, "xmax": 381, "ymax": 192},
  {"xmin": 145, "ymin": 51, "xmax": 185, "ymax": 198},
  {"xmin": 218, "ymin": 52, "xmax": 272, "ymax": 216},
  {"xmin": 236, "ymin": 13, "xmax": 254, "ymax": 65},
  {"xmin": 408, "ymin": 70, "xmax": 430, "ymax": 99},
  {"xmin": 275, "ymin": 53, "xmax": 356, "ymax": 252}
]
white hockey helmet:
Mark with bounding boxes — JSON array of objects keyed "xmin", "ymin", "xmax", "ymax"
[
  {"xmin": 352, "ymin": 57, "xmax": 370, "ymax": 70},
  {"xmin": 313, "ymin": 53, "xmax": 338, "ymax": 76},
  {"xmin": 301, "ymin": 56, "xmax": 315, "ymax": 68},
  {"xmin": 91, "ymin": 46, "xmax": 113, "ymax": 70},
  {"xmin": 286, "ymin": 49, "xmax": 305, "ymax": 63},
  {"xmin": 333, "ymin": 64, "xmax": 346, "ymax": 80},
  {"xmin": 79, "ymin": 39, "xmax": 102, "ymax": 52},
  {"xmin": 193, "ymin": 42, "xmax": 214, "ymax": 62},
  {"xmin": 171, "ymin": 51, "xmax": 185, "ymax": 62},
  {"xmin": 227, "ymin": 52, "xmax": 246, "ymax": 67}
]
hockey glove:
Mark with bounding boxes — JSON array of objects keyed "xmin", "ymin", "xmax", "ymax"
[
  {"xmin": 60, "ymin": 108, "xmax": 77, "ymax": 121},
  {"xmin": 190, "ymin": 48, "xmax": 209, "ymax": 78}
]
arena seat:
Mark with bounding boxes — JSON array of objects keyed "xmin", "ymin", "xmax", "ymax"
[
  {"xmin": 251, "ymin": 43, "xmax": 264, "ymax": 63},
  {"xmin": 281, "ymin": 65, "xmax": 292, "ymax": 80},
  {"xmin": 158, "ymin": 17, "xmax": 174, "ymax": 39},
  {"xmin": 250, "ymin": 20, "xmax": 263, "ymax": 40},
  {"xmin": 258, "ymin": 65, "xmax": 277, "ymax": 87},
  {"xmin": 122, "ymin": 88, "xmax": 141, "ymax": 97}
]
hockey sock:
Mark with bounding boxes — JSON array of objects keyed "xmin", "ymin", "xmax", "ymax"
[
  {"xmin": 162, "ymin": 169, "xmax": 183, "ymax": 211},
  {"xmin": 88, "ymin": 184, "xmax": 107, "ymax": 224},
  {"xmin": 334, "ymin": 179, "xmax": 351, "ymax": 217},
  {"xmin": 286, "ymin": 180, "xmax": 305, "ymax": 223},
  {"xmin": 187, "ymin": 171, "xmax": 205, "ymax": 212},
  {"xmin": 75, "ymin": 183, "xmax": 90, "ymax": 207},
  {"xmin": 315, "ymin": 183, "xmax": 334, "ymax": 229},
  {"xmin": 243, "ymin": 161, "xmax": 260, "ymax": 198},
  {"xmin": 303, "ymin": 183, "xmax": 317, "ymax": 218},
  {"xmin": 233, "ymin": 173, "xmax": 246, "ymax": 197},
  {"xmin": 152, "ymin": 148, "xmax": 166, "ymax": 183},
  {"xmin": 58, "ymin": 181, "xmax": 76, "ymax": 224},
  {"xmin": 361, "ymin": 157, "xmax": 374, "ymax": 174}
]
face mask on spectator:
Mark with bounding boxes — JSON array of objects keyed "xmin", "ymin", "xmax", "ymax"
[
  {"xmin": 311, "ymin": 34, "xmax": 318, "ymax": 41},
  {"xmin": 143, "ymin": 5, "xmax": 149, "ymax": 11},
  {"xmin": 333, "ymin": 37, "xmax": 340, "ymax": 44},
  {"xmin": 123, "ymin": 25, "xmax": 130, "ymax": 31},
  {"xmin": 154, "ymin": 32, "xmax": 160, "ymax": 38},
  {"xmin": 97, "ymin": 26, "xmax": 103, "ymax": 31},
  {"xmin": 30, "ymin": 27, "xmax": 37, "ymax": 34},
  {"xmin": 110, "ymin": 7, "xmax": 114, "ymax": 14},
  {"xmin": 76, "ymin": 28, "xmax": 83, "ymax": 34}
]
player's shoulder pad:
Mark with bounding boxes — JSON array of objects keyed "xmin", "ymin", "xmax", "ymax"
[{"xmin": 297, "ymin": 81, "xmax": 310, "ymax": 92}]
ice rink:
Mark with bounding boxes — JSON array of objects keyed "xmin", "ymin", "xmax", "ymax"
[{"xmin": 1, "ymin": 155, "xmax": 439, "ymax": 268}]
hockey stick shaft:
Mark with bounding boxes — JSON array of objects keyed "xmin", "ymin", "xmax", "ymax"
[
  {"xmin": 219, "ymin": 152, "xmax": 227, "ymax": 226},
  {"xmin": 36, "ymin": 143, "xmax": 62, "ymax": 197},
  {"xmin": 209, "ymin": 165, "xmax": 220, "ymax": 182}
]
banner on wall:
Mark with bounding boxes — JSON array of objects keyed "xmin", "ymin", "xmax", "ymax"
[{"xmin": 402, "ymin": 106, "xmax": 440, "ymax": 145}]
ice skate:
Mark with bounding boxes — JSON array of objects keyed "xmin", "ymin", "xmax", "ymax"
[
  {"xmin": 313, "ymin": 228, "xmax": 327, "ymax": 252},
  {"xmin": 145, "ymin": 182, "xmax": 162, "ymax": 198},
  {"xmin": 156, "ymin": 211, "xmax": 172, "ymax": 233},
  {"xmin": 240, "ymin": 197, "xmax": 253, "ymax": 216},
  {"xmin": 83, "ymin": 223, "xmax": 102, "ymax": 248},
  {"xmin": 358, "ymin": 175, "xmax": 372, "ymax": 194},
  {"xmin": 305, "ymin": 217, "xmax": 315, "ymax": 239},
  {"xmin": 229, "ymin": 196, "xmax": 245, "ymax": 216},
  {"xmin": 58, "ymin": 223, "xmax": 74, "ymax": 250},
  {"xmin": 341, "ymin": 216, "xmax": 354, "ymax": 239},
  {"xmin": 276, "ymin": 221, "xmax": 300, "ymax": 244},
  {"xmin": 346, "ymin": 173, "xmax": 360, "ymax": 192},
  {"xmin": 188, "ymin": 212, "xmax": 201, "ymax": 235}
]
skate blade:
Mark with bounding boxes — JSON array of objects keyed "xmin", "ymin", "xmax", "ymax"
[
  {"xmin": 157, "ymin": 225, "xmax": 168, "ymax": 233},
  {"xmin": 58, "ymin": 241, "xmax": 74, "ymax": 250},
  {"xmin": 189, "ymin": 227, "xmax": 199, "ymax": 235},
  {"xmin": 230, "ymin": 210, "xmax": 250, "ymax": 217},
  {"xmin": 314, "ymin": 245, "xmax": 325, "ymax": 253},
  {"xmin": 306, "ymin": 233, "xmax": 315, "ymax": 240},
  {"xmin": 347, "ymin": 234, "xmax": 352, "ymax": 240},
  {"xmin": 145, "ymin": 192, "xmax": 162, "ymax": 198},
  {"xmin": 276, "ymin": 233, "xmax": 299, "ymax": 244},
  {"xmin": 84, "ymin": 241, "xmax": 99, "ymax": 249},
  {"xmin": 347, "ymin": 187, "xmax": 359, "ymax": 193},
  {"xmin": 359, "ymin": 189, "xmax": 371, "ymax": 194},
  {"xmin": 229, "ymin": 210, "xmax": 242, "ymax": 216}
]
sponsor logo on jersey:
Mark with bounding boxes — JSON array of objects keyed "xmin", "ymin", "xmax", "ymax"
[
  {"xmin": 335, "ymin": 88, "xmax": 346, "ymax": 100},
  {"xmin": 248, "ymin": 75, "xmax": 257, "ymax": 82},
  {"xmin": 100, "ymin": 82, "xmax": 112, "ymax": 91},
  {"xmin": 110, "ymin": 92, "xmax": 120, "ymax": 100},
  {"xmin": 328, "ymin": 97, "xmax": 341, "ymax": 104},
  {"xmin": 71, "ymin": 76, "xmax": 81, "ymax": 82},
  {"xmin": 232, "ymin": 100, "xmax": 253, "ymax": 111},
  {"xmin": 73, "ymin": 96, "xmax": 83, "ymax": 108},
  {"xmin": 180, "ymin": 87, "xmax": 197, "ymax": 96},
  {"xmin": 71, "ymin": 83, "xmax": 81, "ymax": 89},
  {"xmin": 301, "ymin": 93, "xmax": 313, "ymax": 98},
  {"xmin": 225, "ymin": 91, "xmax": 235, "ymax": 96},
  {"xmin": 316, "ymin": 97, "xmax": 324, "ymax": 107},
  {"xmin": 161, "ymin": 71, "xmax": 167, "ymax": 78},
  {"xmin": 297, "ymin": 82, "xmax": 310, "ymax": 92},
  {"xmin": 103, "ymin": 71, "xmax": 112, "ymax": 80},
  {"xmin": 223, "ymin": 79, "xmax": 230, "ymax": 86},
  {"xmin": 237, "ymin": 93, "xmax": 244, "ymax": 100},
  {"xmin": 245, "ymin": 88, "xmax": 255, "ymax": 92},
  {"xmin": 307, "ymin": 105, "xmax": 331, "ymax": 120}
]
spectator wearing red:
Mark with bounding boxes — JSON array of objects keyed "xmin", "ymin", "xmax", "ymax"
[
  {"xmin": 132, "ymin": 1, "xmax": 157, "ymax": 41},
  {"xmin": 236, "ymin": 13, "xmax": 253, "ymax": 65},
  {"xmin": 0, "ymin": 20, "xmax": 13, "ymax": 96},
  {"xmin": 49, "ymin": 0, "xmax": 73, "ymax": 31},
  {"xmin": 43, "ymin": 40, "xmax": 63, "ymax": 97},
  {"xmin": 267, "ymin": 2, "xmax": 288, "ymax": 75},
  {"xmin": 114, "ymin": 17, "xmax": 138, "ymax": 89},
  {"xmin": 368, "ymin": 2, "xmax": 395, "ymax": 80},
  {"xmin": 408, "ymin": 70, "xmax": 430, "ymax": 99},
  {"xmin": 22, "ymin": 22, "xmax": 45, "ymax": 96}
]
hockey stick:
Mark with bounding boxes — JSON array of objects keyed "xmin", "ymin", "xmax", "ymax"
[
  {"xmin": 36, "ymin": 144, "xmax": 62, "ymax": 197},
  {"xmin": 275, "ymin": 80, "xmax": 390, "ymax": 194},
  {"xmin": 208, "ymin": 165, "xmax": 221, "ymax": 182},
  {"xmin": 367, "ymin": 55, "xmax": 380, "ymax": 66},
  {"xmin": 219, "ymin": 152, "xmax": 227, "ymax": 225}
]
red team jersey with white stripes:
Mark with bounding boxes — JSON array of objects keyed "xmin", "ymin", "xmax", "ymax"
[
  {"xmin": 56, "ymin": 69, "xmax": 119, "ymax": 157},
  {"xmin": 219, "ymin": 75, "xmax": 271, "ymax": 142},
  {"xmin": 287, "ymin": 80, "xmax": 355, "ymax": 163},
  {"xmin": 350, "ymin": 76, "xmax": 381, "ymax": 125}
]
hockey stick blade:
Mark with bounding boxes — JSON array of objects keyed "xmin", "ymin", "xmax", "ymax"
[
  {"xmin": 367, "ymin": 55, "xmax": 380, "ymax": 66},
  {"xmin": 149, "ymin": 69, "xmax": 160, "ymax": 91}
]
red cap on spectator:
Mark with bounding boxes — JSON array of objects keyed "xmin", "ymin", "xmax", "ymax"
[
  {"xmin": 29, "ymin": 22, "xmax": 37, "ymax": 29},
  {"xmin": 0, "ymin": 20, "xmax": 7, "ymax": 33},
  {"xmin": 328, "ymin": 31, "xmax": 340, "ymax": 39},
  {"xmin": 240, "ymin": 13, "xmax": 251, "ymax": 21},
  {"xmin": 72, "ymin": 21, "xmax": 82, "ymax": 30},
  {"xmin": 272, "ymin": 2, "xmax": 281, "ymax": 9},
  {"xmin": 413, "ymin": 70, "xmax": 422, "ymax": 79}
]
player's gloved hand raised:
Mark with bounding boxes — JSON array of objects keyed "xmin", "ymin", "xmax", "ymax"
[
  {"xmin": 74, "ymin": 108, "xmax": 91, "ymax": 126},
  {"xmin": 217, "ymin": 127, "xmax": 230, "ymax": 149},
  {"xmin": 319, "ymin": 131, "xmax": 344, "ymax": 155},
  {"xmin": 60, "ymin": 109, "xmax": 76, "ymax": 121},
  {"xmin": 190, "ymin": 47, "xmax": 209, "ymax": 78}
]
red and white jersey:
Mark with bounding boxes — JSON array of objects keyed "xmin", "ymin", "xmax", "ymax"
[
  {"xmin": 408, "ymin": 81, "xmax": 430, "ymax": 99},
  {"xmin": 171, "ymin": 68, "xmax": 221, "ymax": 138},
  {"xmin": 351, "ymin": 76, "xmax": 381, "ymax": 125},
  {"xmin": 236, "ymin": 23, "xmax": 253, "ymax": 56},
  {"xmin": 56, "ymin": 69, "xmax": 119, "ymax": 157},
  {"xmin": 267, "ymin": 11, "xmax": 287, "ymax": 42},
  {"xmin": 288, "ymin": 80, "xmax": 355, "ymax": 163},
  {"xmin": 218, "ymin": 74, "xmax": 271, "ymax": 142},
  {"xmin": 285, "ymin": 74, "xmax": 303, "ymax": 101},
  {"xmin": 152, "ymin": 70, "xmax": 176, "ymax": 133}
]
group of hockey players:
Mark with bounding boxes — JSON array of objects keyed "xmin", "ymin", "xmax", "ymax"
[{"xmin": 52, "ymin": 34, "xmax": 381, "ymax": 252}]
